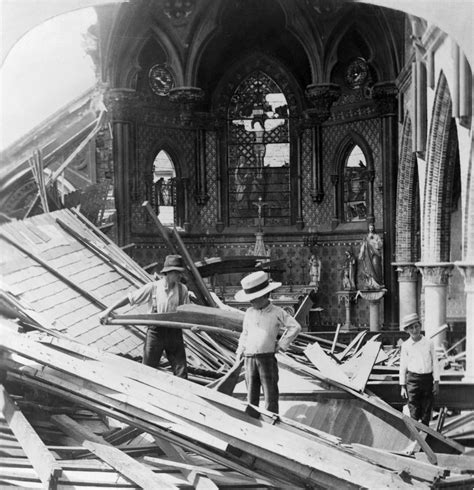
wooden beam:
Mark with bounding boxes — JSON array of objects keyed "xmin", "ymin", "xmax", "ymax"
[
  {"xmin": 51, "ymin": 414, "xmax": 176, "ymax": 490},
  {"xmin": 169, "ymin": 226, "xmax": 216, "ymax": 307},
  {"xmin": 351, "ymin": 443, "xmax": 448, "ymax": 482},
  {"xmin": 0, "ymin": 384, "xmax": 62, "ymax": 489},
  {"xmin": 142, "ymin": 201, "xmax": 179, "ymax": 254},
  {"xmin": 403, "ymin": 416, "xmax": 438, "ymax": 465}
]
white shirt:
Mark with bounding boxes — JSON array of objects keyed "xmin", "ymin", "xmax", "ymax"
[
  {"xmin": 128, "ymin": 278, "xmax": 189, "ymax": 313},
  {"xmin": 399, "ymin": 336, "xmax": 440, "ymax": 385},
  {"xmin": 236, "ymin": 302, "xmax": 301, "ymax": 356}
]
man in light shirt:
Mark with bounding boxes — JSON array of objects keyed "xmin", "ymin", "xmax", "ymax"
[
  {"xmin": 99, "ymin": 255, "xmax": 190, "ymax": 378},
  {"xmin": 235, "ymin": 271, "xmax": 302, "ymax": 413},
  {"xmin": 399, "ymin": 313, "xmax": 440, "ymax": 425}
]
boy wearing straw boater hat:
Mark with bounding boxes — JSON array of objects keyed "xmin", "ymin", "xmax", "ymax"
[
  {"xmin": 100, "ymin": 255, "xmax": 190, "ymax": 378},
  {"xmin": 399, "ymin": 313, "xmax": 440, "ymax": 426},
  {"xmin": 235, "ymin": 271, "xmax": 302, "ymax": 413}
]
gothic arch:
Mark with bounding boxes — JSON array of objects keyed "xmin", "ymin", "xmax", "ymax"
[
  {"xmin": 332, "ymin": 130, "xmax": 374, "ymax": 224},
  {"xmin": 395, "ymin": 114, "xmax": 419, "ymax": 262},
  {"xmin": 147, "ymin": 138, "xmax": 186, "ymax": 228},
  {"xmin": 422, "ymin": 71, "xmax": 455, "ymax": 262}
]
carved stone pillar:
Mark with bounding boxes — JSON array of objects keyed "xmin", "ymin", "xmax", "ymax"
[
  {"xmin": 455, "ymin": 262, "xmax": 474, "ymax": 380},
  {"xmin": 416, "ymin": 262, "xmax": 453, "ymax": 348},
  {"xmin": 181, "ymin": 177, "xmax": 191, "ymax": 233},
  {"xmin": 373, "ymin": 81, "xmax": 398, "ymax": 328},
  {"xmin": 393, "ymin": 262, "xmax": 420, "ymax": 323},
  {"xmin": 304, "ymin": 83, "xmax": 341, "ymax": 203},
  {"xmin": 104, "ymin": 89, "xmax": 137, "ymax": 246},
  {"xmin": 330, "ymin": 174, "xmax": 339, "ymax": 228}
]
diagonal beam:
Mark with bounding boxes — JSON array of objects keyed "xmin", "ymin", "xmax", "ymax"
[
  {"xmin": 0, "ymin": 384, "xmax": 62, "ymax": 489},
  {"xmin": 52, "ymin": 414, "xmax": 177, "ymax": 489}
]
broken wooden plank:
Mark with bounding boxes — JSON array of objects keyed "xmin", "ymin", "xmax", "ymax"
[
  {"xmin": 0, "ymin": 384, "xmax": 62, "ymax": 489},
  {"xmin": 351, "ymin": 443, "xmax": 448, "ymax": 482},
  {"xmin": 52, "ymin": 414, "xmax": 177, "ymax": 490},
  {"xmin": 304, "ymin": 342, "xmax": 355, "ymax": 388},
  {"xmin": 341, "ymin": 340, "xmax": 381, "ymax": 391}
]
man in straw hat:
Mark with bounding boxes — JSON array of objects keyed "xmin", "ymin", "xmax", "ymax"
[
  {"xmin": 100, "ymin": 254, "xmax": 190, "ymax": 378},
  {"xmin": 399, "ymin": 312, "xmax": 440, "ymax": 425},
  {"xmin": 235, "ymin": 271, "xmax": 302, "ymax": 413}
]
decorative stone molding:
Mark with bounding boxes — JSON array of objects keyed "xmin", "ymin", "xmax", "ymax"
[
  {"xmin": 392, "ymin": 262, "xmax": 419, "ymax": 282},
  {"xmin": 371, "ymin": 82, "xmax": 398, "ymax": 117},
  {"xmin": 415, "ymin": 262, "xmax": 453, "ymax": 286},
  {"xmin": 169, "ymin": 87, "xmax": 205, "ymax": 124},
  {"xmin": 455, "ymin": 261, "xmax": 474, "ymax": 293},
  {"xmin": 304, "ymin": 83, "xmax": 341, "ymax": 124},
  {"xmin": 163, "ymin": 0, "xmax": 195, "ymax": 22}
]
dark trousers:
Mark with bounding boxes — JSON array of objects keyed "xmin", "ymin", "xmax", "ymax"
[
  {"xmin": 244, "ymin": 353, "xmax": 279, "ymax": 413},
  {"xmin": 143, "ymin": 327, "xmax": 188, "ymax": 379},
  {"xmin": 406, "ymin": 372, "xmax": 434, "ymax": 425}
]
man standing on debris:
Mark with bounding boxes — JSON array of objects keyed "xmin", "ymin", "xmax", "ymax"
[
  {"xmin": 99, "ymin": 254, "xmax": 190, "ymax": 378},
  {"xmin": 399, "ymin": 313, "xmax": 440, "ymax": 426},
  {"xmin": 234, "ymin": 271, "xmax": 302, "ymax": 413}
]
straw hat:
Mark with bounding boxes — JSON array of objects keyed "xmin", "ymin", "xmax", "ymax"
[
  {"xmin": 160, "ymin": 255, "xmax": 186, "ymax": 273},
  {"xmin": 235, "ymin": 271, "xmax": 281, "ymax": 301},
  {"xmin": 400, "ymin": 312, "xmax": 420, "ymax": 331}
]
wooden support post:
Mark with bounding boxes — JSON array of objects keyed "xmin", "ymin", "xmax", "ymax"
[
  {"xmin": 52, "ymin": 414, "xmax": 176, "ymax": 490},
  {"xmin": 0, "ymin": 384, "xmax": 62, "ymax": 489},
  {"xmin": 142, "ymin": 201, "xmax": 179, "ymax": 255},
  {"xmin": 169, "ymin": 226, "xmax": 216, "ymax": 307}
]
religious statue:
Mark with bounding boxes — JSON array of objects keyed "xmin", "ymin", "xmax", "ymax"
[
  {"xmin": 309, "ymin": 254, "xmax": 321, "ymax": 287},
  {"xmin": 358, "ymin": 223, "xmax": 384, "ymax": 290},
  {"xmin": 342, "ymin": 250, "xmax": 357, "ymax": 290}
]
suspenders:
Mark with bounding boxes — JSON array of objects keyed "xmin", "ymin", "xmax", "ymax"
[{"xmin": 152, "ymin": 281, "xmax": 185, "ymax": 313}]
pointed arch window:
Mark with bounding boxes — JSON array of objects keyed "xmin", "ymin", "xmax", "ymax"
[
  {"xmin": 344, "ymin": 145, "xmax": 368, "ymax": 222},
  {"xmin": 227, "ymin": 71, "xmax": 290, "ymax": 227},
  {"xmin": 152, "ymin": 150, "xmax": 176, "ymax": 226}
]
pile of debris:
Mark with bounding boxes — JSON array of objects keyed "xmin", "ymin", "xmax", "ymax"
[{"xmin": 1, "ymin": 208, "xmax": 474, "ymax": 488}]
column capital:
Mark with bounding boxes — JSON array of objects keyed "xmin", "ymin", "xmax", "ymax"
[
  {"xmin": 169, "ymin": 86, "xmax": 205, "ymax": 124},
  {"xmin": 454, "ymin": 261, "xmax": 474, "ymax": 293},
  {"xmin": 304, "ymin": 83, "xmax": 341, "ymax": 124},
  {"xmin": 371, "ymin": 81, "xmax": 398, "ymax": 116},
  {"xmin": 392, "ymin": 262, "xmax": 419, "ymax": 282},
  {"xmin": 415, "ymin": 262, "xmax": 454, "ymax": 286}
]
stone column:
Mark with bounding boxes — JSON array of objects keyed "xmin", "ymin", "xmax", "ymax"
[
  {"xmin": 304, "ymin": 83, "xmax": 341, "ymax": 204},
  {"xmin": 455, "ymin": 262, "xmax": 474, "ymax": 380},
  {"xmin": 393, "ymin": 262, "xmax": 420, "ymax": 322},
  {"xmin": 415, "ymin": 262, "xmax": 453, "ymax": 347}
]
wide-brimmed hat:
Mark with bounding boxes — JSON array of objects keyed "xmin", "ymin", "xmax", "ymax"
[
  {"xmin": 161, "ymin": 255, "xmax": 186, "ymax": 273},
  {"xmin": 400, "ymin": 312, "xmax": 420, "ymax": 331},
  {"xmin": 235, "ymin": 271, "xmax": 281, "ymax": 301}
]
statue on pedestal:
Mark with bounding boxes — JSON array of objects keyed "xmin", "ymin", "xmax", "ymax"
[
  {"xmin": 309, "ymin": 254, "xmax": 321, "ymax": 287},
  {"xmin": 342, "ymin": 250, "xmax": 357, "ymax": 290},
  {"xmin": 358, "ymin": 223, "xmax": 384, "ymax": 290}
]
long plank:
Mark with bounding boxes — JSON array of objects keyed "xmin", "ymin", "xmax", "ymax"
[
  {"xmin": 403, "ymin": 416, "xmax": 438, "ymax": 465},
  {"xmin": 52, "ymin": 414, "xmax": 176, "ymax": 489},
  {"xmin": 169, "ymin": 226, "xmax": 216, "ymax": 307},
  {"xmin": 351, "ymin": 443, "xmax": 448, "ymax": 482},
  {"xmin": 0, "ymin": 384, "xmax": 62, "ymax": 489}
]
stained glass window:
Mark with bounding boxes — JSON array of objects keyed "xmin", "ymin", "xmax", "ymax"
[
  {"xmin": 344, "ymin": 145, "xmax": 368, "ymax": 222},
  {"xmin": 152, "ymin": 150, "xmax": 176, "ymax": 226},
  {"xmin": 227, "ymin": 71, "xmax": 290, "ymax": 227}
]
